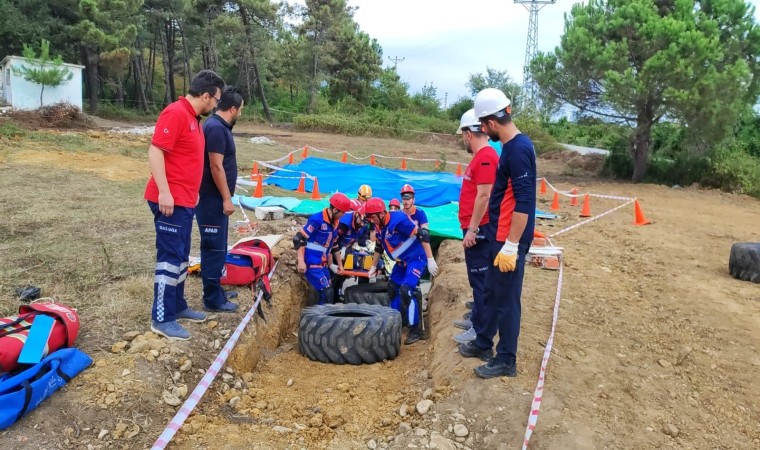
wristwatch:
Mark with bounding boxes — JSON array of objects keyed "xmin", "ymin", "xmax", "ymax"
[{"xmin": 467, "ymin": 227, "xmax": 479, "ymax": 234}]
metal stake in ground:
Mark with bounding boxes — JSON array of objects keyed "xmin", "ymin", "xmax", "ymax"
[{"xmin": 151, "ymin": 261, "xmax": 279, "ymax": 450}]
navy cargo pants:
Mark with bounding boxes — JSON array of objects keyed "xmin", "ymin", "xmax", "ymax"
[
  {"xmin": 148, "ymin": 201, "xmax": 192, "ymax": 323},
  {"xmin": 195, "ymin": 192, "xmax": 229, "ymax": 309},
  {"xmin": 474, "ymin": 240, "xmax": 529, "ymax": 364},
  {"xmin": 463, "ymin": 228, "xmax": 490, "ymax": 335}
]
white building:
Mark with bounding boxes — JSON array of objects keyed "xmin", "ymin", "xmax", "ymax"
[{"xmin": 0, "ymin": 55, "xmax": 84, "ymax": 110}]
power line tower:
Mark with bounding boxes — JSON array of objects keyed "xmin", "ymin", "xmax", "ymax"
[
  {"xmin": 515, "ymin": 0, "xmax": 556, "ymax": 111},
  {"xmin": 388, "ymin": 56, "xmax": 405, "ymax": 70}
]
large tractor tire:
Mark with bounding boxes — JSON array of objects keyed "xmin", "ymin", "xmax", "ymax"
[
  {"xmin": 343, "ymin": 281, "xmax": 390, "ymax": 306},
  {"xmin": 729, "ymin": 243, "xmax": 760, "ymax": 283},
  {"xmin": 298, "ymin": 304, "xmax": 401, "ymax": 365}
]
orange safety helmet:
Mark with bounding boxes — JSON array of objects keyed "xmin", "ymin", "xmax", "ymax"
[
  {"xmin": 389, "ymin": 198, "xmax": 401, "ymax": 209},
  {"xmin": 400, "ymin": 184, "xmax": 415, "ymax": 195}
]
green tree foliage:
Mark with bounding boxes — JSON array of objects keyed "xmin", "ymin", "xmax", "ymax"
[
  {"xmin": 466, "ymin": 68, "xmax": 521, "ymax": 107},
  {"xmin": 410, "ymin": 82, "xmax": 440, "ymax": 116},
  {"xmin": 446, "ymin": 97, "xmax": 472, "ymax": 122},
  {"xmin": 370, "ymin": 68, "xmax": 410, "ymax": 110},
  {"xmin": 11, "ymin": 39, "xmax": 73, "ymax": 107},
  {"xmin": 530, "ymin": 0, "xmax": 760, "ymax": 182}
]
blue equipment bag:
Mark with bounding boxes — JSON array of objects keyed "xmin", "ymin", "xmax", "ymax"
[{"xmin": 0, "ymin": 347, "xmax": 92, "ymax": 430}]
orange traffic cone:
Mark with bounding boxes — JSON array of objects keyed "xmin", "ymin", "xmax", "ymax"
[
  {"xmin": 435, "ymin": 160, "xmax": 440, "ymax": 169},
  {"xmin": 633, "ymin": 199, "xmax": 651, "ymax": 225},
  {"xmin": 288, "ymin": 153, "xmax": 294, "ymax": 164},
  {"xmin": 370, "ymin": 154, "xmax": 376, "ymax": 166},
  {"xmin": 341, "ymin": 151, "xmax": 347, "ymax": 163},
  {"xmin": 539, "ymin": 178, "xmax": 547, "ymax": 195},
  {"xmin": 570, "ymin": 188, "xmax": 579, "ymax": 206},
  {"xmin": 580, "ymin": 194, "xmax": 592, "ymax": 217},
  {"xmin": 401, "ymin": 158, "xmax": 407, "ymax": 170},
  {"xmin": 253, "ymin": 174, "xmax": 264, "ymax": 198},
  {"xmin": 533, "ymin": 229, "xmax": 546, "ymax": 239},
  {"xmin": 551, "ymin": 191, "xmax": 560, "ymax": 211},
  {"xmin": 456, "ymin": 163, "xmax": 462, "ymax": 177},
  {"xmin": 250, "ymin": 162, "xmax": 259, "ymax": 180},
  {"xmin": 301, "ymin": 146, "xmax": 309, "ymax": 158},
  {"xmin": 296, "ymin": 173, "xmax": 306, "ymax": 193},
  {"xmin": 311, "ymin": 177, "xmax": 321, "ymax": 200}
]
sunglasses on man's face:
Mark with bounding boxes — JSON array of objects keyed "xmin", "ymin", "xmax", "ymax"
[{"xmin": 401, "ymin": 194, "xmax": 414, "ymax": 200}]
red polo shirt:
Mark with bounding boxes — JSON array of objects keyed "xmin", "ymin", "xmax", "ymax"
[
  {"xmin": 458, "ymin": 146, "xmax": 499, "ymax": 229},
  {"xmin": 144, "ymin": 97, "xmax": 205, "ymax": 208}
]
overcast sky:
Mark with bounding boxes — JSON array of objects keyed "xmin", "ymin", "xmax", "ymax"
[{"xmin": 345, "ymin": 0, "xmax": 760, "ymax": 106}]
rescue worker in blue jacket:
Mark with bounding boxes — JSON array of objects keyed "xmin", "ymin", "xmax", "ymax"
[
  {"xmin": 327, "ymin": 199, "xmax": 369, "ymax": 301},
  {"xmin": 363, "ymin": 197, "xmax": 439, "ymax": 345},
  {"xmin": 294, "ymin": 193, "xmax": 352, "ymax": 304}
]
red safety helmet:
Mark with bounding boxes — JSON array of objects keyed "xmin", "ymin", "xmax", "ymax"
[
  {"xmin": 360, "ymin": 197, "xmax": 387, "ymax": 215},
  {"xmin": 400, "ymin": 184, "xmax": 415, "ymax": 195},
  {"xmin": 349, "ymin": 199, "xmax": 362, "ymax": 211},
  {"xmin": 329, "ymin": 193, "xmax": 352, "ymax": 212},
  {"xmin": 389, "ymin": 198, "xmax": 401, "ymax": 208}
]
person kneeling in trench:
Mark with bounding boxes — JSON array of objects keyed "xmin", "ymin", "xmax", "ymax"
[
  {"xmin": 293, "ymin": 193, "xmax": 352, "ymax": 304},
  {"xmin": 363, "ymin": 197, "xmax": 439, "ymax": 345}
]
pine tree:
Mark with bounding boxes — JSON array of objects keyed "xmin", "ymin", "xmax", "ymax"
[{"xmin": 11, "ymin": 39, "xmax": 74, "ymax": 107}]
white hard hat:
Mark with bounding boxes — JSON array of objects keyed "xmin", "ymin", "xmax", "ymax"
[
  {"xmin": 473, "ymin": 88, "xmax": 511, "ymax": 119},
  {"xmin": 456, "ymin": 109, "xmax": 481, "ymax": 135}
]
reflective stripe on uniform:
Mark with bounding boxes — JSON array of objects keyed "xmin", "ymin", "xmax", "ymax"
[
  {"xmin": 155, "ymin": 274, "xmax": 178, "ymax": 287},
  {"xmin": 390, "ymin": 236, "xmax": 418, "ymax": 260},
  {"xmin": 156, "ymin": 262, "xmax": 181, "ymax": 274},
  {"xmin": 306, "ymin": 242, "xmax": 328, "ymax": 253}
]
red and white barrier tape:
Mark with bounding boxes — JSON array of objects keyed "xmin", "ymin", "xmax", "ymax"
[
  {"xmin": 523, "ymin": 191, "xmax": 634, "ymax": 448},
  {"xmin": 151, "ymin": 261, "xmax": 279, "ymax": 450},
  {"xmin": 522, "ymin": 260, "xmax": 564, "ymax": 450},
  {"xmin": 305, "ymin": 145, "xmax": 467, "ymax": 166},
  {"xmin": 548, "ymin": 199, "xmax": 634, "ymax": 238},
  {"xmin": 540, "ymin": 178, "xmax": 634, "ymax": 202}
]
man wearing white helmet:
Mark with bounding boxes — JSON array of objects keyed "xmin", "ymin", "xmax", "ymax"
[
  {"xmin": 452, "ymin": 109, "xmax": 499, "ymax": 345},
  {"xmin": 458, "ymin": 88, "xmax": 536, "ymax": 379}
]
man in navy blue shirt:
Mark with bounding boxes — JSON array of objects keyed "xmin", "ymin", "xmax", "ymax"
[
  {"xmin": 196, "ymin": 87, "xmax": 244, "ymax": 313},
  {"xmin": 458, "ymin": 88, "xmax": 536, "ymax": 378}
]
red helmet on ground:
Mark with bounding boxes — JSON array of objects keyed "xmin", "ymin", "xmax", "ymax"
[
  {"xmin": 329, "ymin": 193, "xmax": 352, "ymax": 212},
  {"xmin": 389, "ymin": 198, "xmax": 401, "ymax": 208},
  {"xmin": 400, "ymin": 184, "xmax": 415, "ymax": 195},
  {"xmin": 349, "ymin": 199, "xmax": 362, "ymax": 211},
  {"xmin": 360, "ymin": 197, "xmax": 386, "ymax": 215}
]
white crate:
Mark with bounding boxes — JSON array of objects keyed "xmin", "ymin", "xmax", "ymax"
[{"xmin": 254, "ymin": 206, "xmax": 284, "ymax": 221}]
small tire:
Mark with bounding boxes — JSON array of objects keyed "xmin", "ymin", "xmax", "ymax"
[
  {"xmin": 729, "ymin": 243, "xmax": 760, "ymax": 283},
  {"xmin": 343, "ymin": 281, "xmax": 390, "ymax": 306},
  {"xmin": 298, "ymin": 303, "xmax": 401, "ymax": 365}
]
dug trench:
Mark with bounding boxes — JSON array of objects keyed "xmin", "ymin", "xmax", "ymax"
[
  {"xmin": 171, "ymin": 235, "xmax": 564, "ymax": 450},
  {"xmin": 0, "ymin": 218, "xmax": 561, "ymax": 450}
]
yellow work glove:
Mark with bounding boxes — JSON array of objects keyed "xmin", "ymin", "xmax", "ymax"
[{"xmin": 494, "ymin": 240, "xmax": 519, "ymax": 272}]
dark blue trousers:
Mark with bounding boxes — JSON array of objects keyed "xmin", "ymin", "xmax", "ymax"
[
  {"xmin": 463, "ymin": 229, "xmax": 490, "ymax": 335},
  {"xmin": 195, "ymin": 192, "xmax": 229, "ymax": 309},
  {"xmin": 149, "ymin": 201, "xmax": 192, "ymax": 323},
  {"xmin": 474, "ymin": 240, "xmax": 529, "ymax": 364}
]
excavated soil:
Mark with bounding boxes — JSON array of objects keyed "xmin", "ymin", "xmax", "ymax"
[{"xmin": 2, "ymin": 124, "xmax": 760, "ymax": 449}]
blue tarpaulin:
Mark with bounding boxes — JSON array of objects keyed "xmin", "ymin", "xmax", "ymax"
[{"xmin": 268, "ymin": 157, "xmax": 463, "ymax": 207}]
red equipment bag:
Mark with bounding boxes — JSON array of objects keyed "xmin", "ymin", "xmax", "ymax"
[
  {"xmin": 220, "ymin": 238, "xmax": 274, "ymax": 290},
  {"xmin": 0, "ymin": 303, "xmax": 80, "ymax": 374}
]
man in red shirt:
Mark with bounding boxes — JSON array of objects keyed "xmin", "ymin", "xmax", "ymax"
[
  {"xmin": 145, "ymin": 70, "xmax": 225, "ymax": 340},
  {"xmin": 453, "ymin": 109, "xmax": 499, "ymax": 344}
]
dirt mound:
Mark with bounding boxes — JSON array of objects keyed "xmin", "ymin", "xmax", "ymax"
[
  {"xmin": 541, "ymin": 150, "xmax": 605, "ymax": 174},
  {"xmin": 10, "ymin": 103, "xmax": 93, "ymax": 129}
]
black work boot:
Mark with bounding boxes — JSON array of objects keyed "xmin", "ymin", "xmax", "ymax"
[
  {"xmin": 458, "ymin": 341, "xmax": 493, "ymax": 362},
  {"xmin": 474, "ymin": 359, "xmax": 517, "ymax": 378},
  {"xmin": 405, "ymin": 327, "xmax": 424, "ymax": 345}
]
